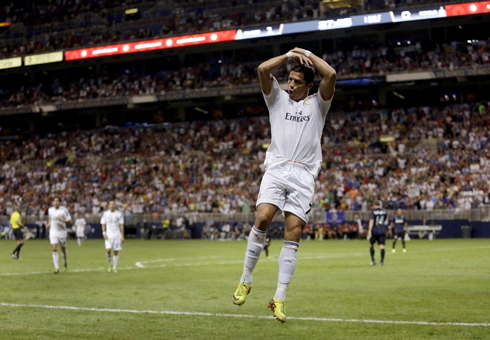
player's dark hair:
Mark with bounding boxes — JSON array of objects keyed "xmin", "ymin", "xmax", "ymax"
[
  {"xmin": 53, "ymin": 196, "xmax": 61, "ymax": 202},
  {"xmin": 291, "ymin": 64, "xmax": 315, "ymax": 85}
]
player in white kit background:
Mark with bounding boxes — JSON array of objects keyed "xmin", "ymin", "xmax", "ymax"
[
  {"xmin": 232, "ymin": 47, "xmax": 336, "ymax": 322},
  {"xmin": 47, "ymin": 197, "xmax": 72, "ymax": 273},
  {"xmin": 74, "ymin": 213, "xmax": 87, "ymax": 246},
  {"xmin": 101, "ymin": 201, "xmax": 124, "ymax": 273}
]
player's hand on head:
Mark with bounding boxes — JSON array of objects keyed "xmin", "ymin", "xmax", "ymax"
[{"xmin": 288, "ymin": 49, "xmax": 313, "ymax": 67}]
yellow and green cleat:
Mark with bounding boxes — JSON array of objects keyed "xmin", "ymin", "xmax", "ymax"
[
  {"xmin": 232, "ymin": 282, "xmax": 251, "ymax": 306},
  {"xmin": 268, "ymin": 299, "xmax": 286, "ymax": 323}
]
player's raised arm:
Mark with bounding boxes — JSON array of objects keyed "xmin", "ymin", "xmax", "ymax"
[
  {"xmin": 291, "ymin": 47, "xmax": 336, "ymax": 101},
  {"xmin": 257, "ymin": 51, "xmax": 312, "ymax": 96}
]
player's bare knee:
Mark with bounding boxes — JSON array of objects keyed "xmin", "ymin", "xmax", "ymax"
[
  {"xmin": 255, "ymin": 213, "xmax": 272, "ymax": 230},
  {"xmin": 285, "ymin": 225, "xmax": 302, "ymax": 242}
]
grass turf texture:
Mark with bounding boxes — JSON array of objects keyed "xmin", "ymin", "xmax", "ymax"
[{"xmin": 0, "ymin": 238, "xmax": 489, "ymax": 339}]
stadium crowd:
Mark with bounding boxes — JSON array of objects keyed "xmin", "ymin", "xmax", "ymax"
[
  {"xmin": 0, "ymin": 0, "xmax": 470, "ymax": 58},
  {"xmin": 3, "ymin": 38, "xmax": 490, "ymax": 108},
  {"xmin": 1, "ymin": 101, "xmax": 489, "ymax": 221}
]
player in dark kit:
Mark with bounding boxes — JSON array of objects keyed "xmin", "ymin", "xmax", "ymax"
[
  {"xmin": 264, "ymin": 232, "xmax": 272, "ymax": 259},
  {"xmin": 368, "ymin": 202, "xmax": 388, "ymax": 266},
  {"xmin": 390, "ymin": 209, "xmax": 408, "ymax": 253}
]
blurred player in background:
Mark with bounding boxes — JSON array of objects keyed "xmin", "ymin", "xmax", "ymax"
[
  {"xmin": 101, "ymin": 201, "xmax": 124, "ymax": 273},
  {"xmin": 232, "ymin": 47, "xmax": 336, "ymax": 323},
  {"xmin": 390, "ymin": 209, "xmax": 408, "ymax": 253},
  {"xmin": 47, "ymin": 197, "xmax": 72, "ymax": 273},
  {"xmin": 263, "ymin": 232, "xmax": 271, "ymax": 258},
  {"xmin": 10, "ymin": 205, "xmax": 27, "ymax": 260},
  {"xmin": 74, "ymin": 213, "xmax": 87, "ymax": 246},
  {"xmin": 368, "ymin": 201, "xmax": 388, "ymax": 266}
]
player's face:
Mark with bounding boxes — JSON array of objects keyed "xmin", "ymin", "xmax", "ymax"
[
  {"xmin": 397, "ymin": 209, "xmax": 402, "ymax": 216},
  {"xmin": 109, "ymin": 201, "xmax": 116, "ymax": 211},
  {"xmin": 54, "ymin": 198, "xmax": 61, "ymax": 208},
  {"xmin": 287, "ymin": 71, "xmax": 311, "ymax": 102}
]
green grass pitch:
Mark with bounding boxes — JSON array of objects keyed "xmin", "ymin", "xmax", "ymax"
[{"xmin": 1, "ymin": 238, "xmax": 489, "ymax": 339}]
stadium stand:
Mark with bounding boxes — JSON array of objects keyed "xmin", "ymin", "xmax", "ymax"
[
  {"xmin": 1, "ymin": 0, "xmax": 490, "ymax": 232},
  {"xmin": 0, "ymin": 0, "xmax": 474, "ymax": 58},
  {"xmin": 1, "ymin": 38, "xmax": 489, "ymax": 108}
]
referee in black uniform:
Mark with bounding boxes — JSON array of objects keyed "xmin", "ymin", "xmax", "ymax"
[
  {"xmin": 10, "ymin": 205, "xmax": 27, "ymax": 260},
  {"xmin": 368, "ymin": 201, "xmax": 388, "ymax": 266}
]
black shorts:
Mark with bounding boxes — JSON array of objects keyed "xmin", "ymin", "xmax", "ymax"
[
  {"xmin": 394, "ymin": 232, "xmax": 405, "ymax": 240},
  {"xmin": 370, "ymin": 234, "xmax": 385, "ymax": 245},
  {"xmin": 13, "ymin": 228, "xmax": 24, "ymax": 241}
]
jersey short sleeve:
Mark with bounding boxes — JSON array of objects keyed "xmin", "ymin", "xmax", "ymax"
[
  {"xmin": 100, "ymin": 212, "xmax": 106, "ymax": 225},
  {"xmin": 117, "ymin": 212, "xmax": 124, "ymax": 225},
  {"xmin": 262, "ymin": 76, "xmax": 286, "ymax": 113}
]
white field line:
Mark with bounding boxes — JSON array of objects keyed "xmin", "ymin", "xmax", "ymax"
[
  {"xmin": 2, "ymin": 245, "xmax": 489, "ymax": 276},
  {"xmin": 0, "ymin": 302, "xmax": 488, "ymax": 327}
]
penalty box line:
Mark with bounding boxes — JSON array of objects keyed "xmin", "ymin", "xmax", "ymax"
[{"xmin": 0, "ymin": 302, "xmax": 488, "ymax": 327}]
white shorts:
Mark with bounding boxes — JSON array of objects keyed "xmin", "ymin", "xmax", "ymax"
[
  {"xmin": 105, "ymin": 237, "xmax": 123, "ymax": 251},
  {"xmin": 50, "ymin": 233, "xmax": 67, "ymax": 247},
  {"xmin": 256, "ymin": 163, "xmax": 315, "ymax": 223},
  {"xmin": 76, "ymin": 228, "xmax": 85, "ymax": 238}
]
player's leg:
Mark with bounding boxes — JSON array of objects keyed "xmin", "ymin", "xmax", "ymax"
[
  {"xmin": 52, "ymin": 242, "xmax": 60, "ymax": 273},
  {"xmin": 370, "ymin": 238, "xmax": 376, "ymax": 265},
  {"xmin": 16, "ymin": 239, "xmax": 24, "ymax": 258},
  {"xmin": 113, "ymin": 250, "xmax": 119, "ymax": 272},
  {"xmin": 61, "ymin": 241, "xmax": 68, "ymax": 271},
  {"xmin": 379, "ymin": 236, "xmax": 386, "ymax": 266},
  {"xmin": 268, "ymin": 212, "xmax": 304, "ymax": 322},
  {"xmin": 112, "ymin": 238, "xmax": 123, "ymax": 272},
  {"xmin": 392, "ymin": 235, "xmax": 397, "ymax": 252},
  {"xmin": 233, "ymin": 203, "xmax": 277, "ymax": 305},
  {"xmin": 105, "ymin": 235, "xmax": 113, "ymax": 272},
  {"xmin": 264, "ymin": 245, "xmax": 269, "ymax": 257},
  {"xmin": 402, "ymin": 233, "xmax": 407, "ymax": 252}
]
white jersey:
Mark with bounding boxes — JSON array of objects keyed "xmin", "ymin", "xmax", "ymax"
[
  {"xmin": 75, "ymin": 218, "xmax": 86, "ymax": 230},
  {"xmin": 100, "ymin": 210, "xmax": 124, "ymax": 238},
  {"xmin": 48, "ymin": 206, "xmax": 71, "ymax": 237},
  {"xmin": 75, "ymin": 218, "xmax": 86, "ymax": 233},
  {"xmin": 263, "ymin": 77, "xmax": 332, "ymax": 177}
]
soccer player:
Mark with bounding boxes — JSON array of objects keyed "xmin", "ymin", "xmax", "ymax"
[
  {"xmin": 232, "ymin": 47, "xmax": 336, "ymax": 323},
  {"xmin": 390, "ymin": 209, "xmax": 408, "ymax": 253},
  {"xmin": 101, "ymin": 201, "xmax": 124, "ymax": 273},
  {"xmin": 263, "ymin": 232, "xmax": 271, "ymax": 259},
  {"xmin": 368, "ymin": 201, "xmax": 388, "ymax": 266},
  {"xmin": 47, "ymin": 197, "xmax": 72, "ymax": 273},
  {"xmin": 10, "ymin": 205, "xmax": 27, "ymax": 260},
  {"xmin": 74, "ymin": 213, "xmax": 87, "ymax": 246}
]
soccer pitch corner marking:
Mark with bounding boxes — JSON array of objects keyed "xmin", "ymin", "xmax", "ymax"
[{"xmin": 0, "ymin": 303, "xmax": 488, "ymax": 327}]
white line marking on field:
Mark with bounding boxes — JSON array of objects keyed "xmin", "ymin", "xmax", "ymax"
[
  {"xmin": 0, "ymin": 302, "xmax": 488, "ymax": 327},
  {"xmin": 2, "ymin": 245, "xmax": 488, "ymax": 277}
]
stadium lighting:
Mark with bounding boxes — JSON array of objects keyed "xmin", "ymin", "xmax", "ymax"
[{"xmin": 65, "ymin": 30, "xmax": 236, "ymax": 61}]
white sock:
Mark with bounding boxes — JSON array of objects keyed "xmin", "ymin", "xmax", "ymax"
[
  {"xmin": 113, "ymin": 255, "xmax": 119, "ymax": 269},
  {"xmin": 274, "ymin": 241, "xmax": 299, "ymax": 301},
  {"xmin": 106, "ymin": 253, "xmax": 112, "ymax": 265},
  {"xmin": 52, "ymin": 252, "xmax": 59, "ymax": 270},
  {"xmin": 62, "ymin": 251, "xmax": 67, "ymax": 265},
  {"xmin": 77, "ymin": 238, "xmax": 82, "ymax": 246},
  {"xmin": 240, "ymin": 226, "xmax": 266, "ymax": 284}
]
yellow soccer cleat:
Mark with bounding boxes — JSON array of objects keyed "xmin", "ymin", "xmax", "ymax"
[
  {"xmin": 268, "ymin": 299, "xmax": 286, "ymax": 323},
  {"xmin": 403, "ymin": 249, "xmax": 407, "ymax": 253},
  {"xmin": 392, "ymin": 249, "xmax": 396, "ymax": 253},
  {"xmin": 107, "ymin": 265, "xmax": 113, "ymax": 273},
  {"xmin": 232, "ymin": 282, "xmax": 251, "ymax": 306},
  {"xmin": 54, "ymin": 269, "xmax": 60, "ymax": 274}
]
